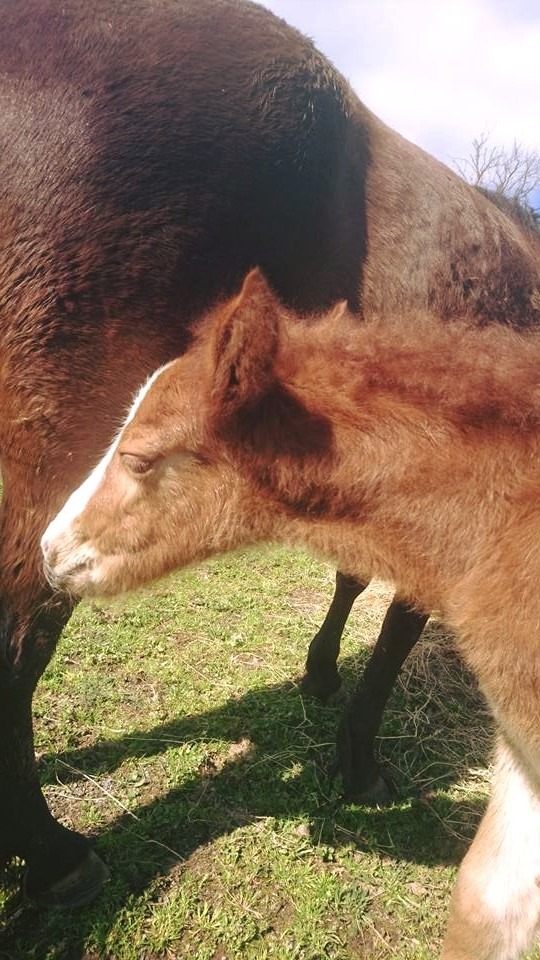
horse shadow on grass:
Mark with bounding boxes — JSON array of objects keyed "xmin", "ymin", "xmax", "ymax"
[{"xmin": 0, "ymin": 622, "xmax": 493, "ymax": 958}]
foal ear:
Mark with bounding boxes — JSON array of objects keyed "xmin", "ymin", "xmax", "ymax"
[
  {"xmin": 210, "ymin": 268, "xmax": 281, "ymax": 409},
  {"xmin": 327, "ymin": 299, "xmax": 349, "ymax": 323}
]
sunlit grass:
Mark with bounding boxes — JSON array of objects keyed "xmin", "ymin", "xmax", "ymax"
[{"xmin": 1, "ymin": 544, "xmax": 538, "ymax": 959}]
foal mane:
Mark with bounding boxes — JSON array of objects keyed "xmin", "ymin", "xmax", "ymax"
[{"xmin": 277, "ymin": 313, "xmax": 540, "ymax": 434}]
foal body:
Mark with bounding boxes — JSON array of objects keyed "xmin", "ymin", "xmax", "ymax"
[{"xmin": 43, "ymin": 271, "xmax": 540, "ymax": 959}]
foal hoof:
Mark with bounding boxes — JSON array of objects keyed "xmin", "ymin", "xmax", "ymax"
[
  {"xmin": 343, "ymin": 773, "xmax": 394, "ymax": 807},
  {"xmin": 24, "ymin": 849, "xmax": 110, "ymax": 909}
]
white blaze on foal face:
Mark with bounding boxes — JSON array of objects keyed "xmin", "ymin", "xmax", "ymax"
[{"xmin": 41, "ymin": 361, "xmax": 190, "ymax": 595}]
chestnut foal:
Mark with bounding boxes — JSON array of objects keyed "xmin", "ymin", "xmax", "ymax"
[{"xmin": 43, "ymin": 270, "xmax": 540, "ymax": 959}]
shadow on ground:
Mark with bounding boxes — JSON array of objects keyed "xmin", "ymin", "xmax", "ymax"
[{"xmin": 0, "ymin": 625, "xmax": 491, "ymax": 958}]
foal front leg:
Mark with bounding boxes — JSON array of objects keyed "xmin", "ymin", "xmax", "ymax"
[{"xmin": 442, "ymin": 737, "xmax": 540, "ymax": 960}]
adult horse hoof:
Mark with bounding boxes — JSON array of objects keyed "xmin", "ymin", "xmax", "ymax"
[{"xmin": 24, "ymin": 849, "xmax": 110, "ymax": 909}]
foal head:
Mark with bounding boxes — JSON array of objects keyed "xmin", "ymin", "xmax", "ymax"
[{"xmin": 41, "ymin": 270, "xmax": 331, "ymax": 596}]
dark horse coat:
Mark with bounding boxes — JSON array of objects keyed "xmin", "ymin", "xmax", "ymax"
[{"xmin": 1, "ymin": 0, "xmax": 539, "ymax": 908}]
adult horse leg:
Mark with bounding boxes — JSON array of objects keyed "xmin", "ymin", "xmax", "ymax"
[
  {"xmin": 0, "ymin": 461, "xmax": 109, "ymax": 906},
  {"xmin": 337, "ymin": 599, "xmax": 429, "ymax": 804},
  {"xmin": 301, "ymin": 571, "xmax": 367, "ymax": 701},
  {"xmin": 302, "ymin": 575, "xmax": 428, "ymax": 803}
]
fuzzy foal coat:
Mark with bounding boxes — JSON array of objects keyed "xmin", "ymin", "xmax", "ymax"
[{"xmin": 43, "ymin": 272, "xmax": 540, "ymax": 959}]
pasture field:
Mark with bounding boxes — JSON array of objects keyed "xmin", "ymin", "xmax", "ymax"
[{"xmin": 1, "ymin": 545, "xmax": 539, "ymax": 960}]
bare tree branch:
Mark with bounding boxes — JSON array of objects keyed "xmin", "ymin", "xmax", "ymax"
[{"xmin": 453, "ymin": 134, "xmax": 540, "ymax": 212}]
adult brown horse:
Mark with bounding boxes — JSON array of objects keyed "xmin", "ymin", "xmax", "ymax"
[{"xmin": 1, "ymin": 0, "xmax": 540, "ymax": 908}]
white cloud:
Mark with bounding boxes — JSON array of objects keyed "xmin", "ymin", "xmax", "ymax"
[{"xmin": 262, "ymin": 0, "xmax": 540, "ymax": 168}]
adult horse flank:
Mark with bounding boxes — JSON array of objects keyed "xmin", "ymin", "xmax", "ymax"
[
  {"xmin": 1, "ymin": 0, "xmax": 540, "ymax": 921},
  {"xmin": 44, "ymin": 268, "xmax": 540, "ymax": 960}
]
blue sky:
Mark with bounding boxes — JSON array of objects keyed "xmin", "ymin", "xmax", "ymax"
[{"xmin": 262, "ymin": 0, "xmax": 540, "ymax": 206}]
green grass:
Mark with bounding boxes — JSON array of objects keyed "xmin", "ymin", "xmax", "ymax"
[{"xmin": 1, "ymin": 545, "xmax": 539, "ymax": 959}]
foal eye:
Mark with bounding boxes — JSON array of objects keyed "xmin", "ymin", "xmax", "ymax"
[{"xmin": 120, "ymin": 453, "xmax": 157, "ymax": 476}]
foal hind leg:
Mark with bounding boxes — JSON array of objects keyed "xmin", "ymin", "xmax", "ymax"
[
  {"xmin": 337, "ymin": 599, "xmax": 429, "ymax": 804},
  {"xmin": 442, "ymin": 737, "xmax": 540, "ymax": 960},
  {"xmin": 442, "ymin": 556, "xmax": 540, "ymax": 959},
  {"xmin": 301, "ymin": 571, "xmax": 367, "ymax": 701},
  {"xmin": 0, "ymin": 464, "xmax": 109, "ymax": 906}
]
